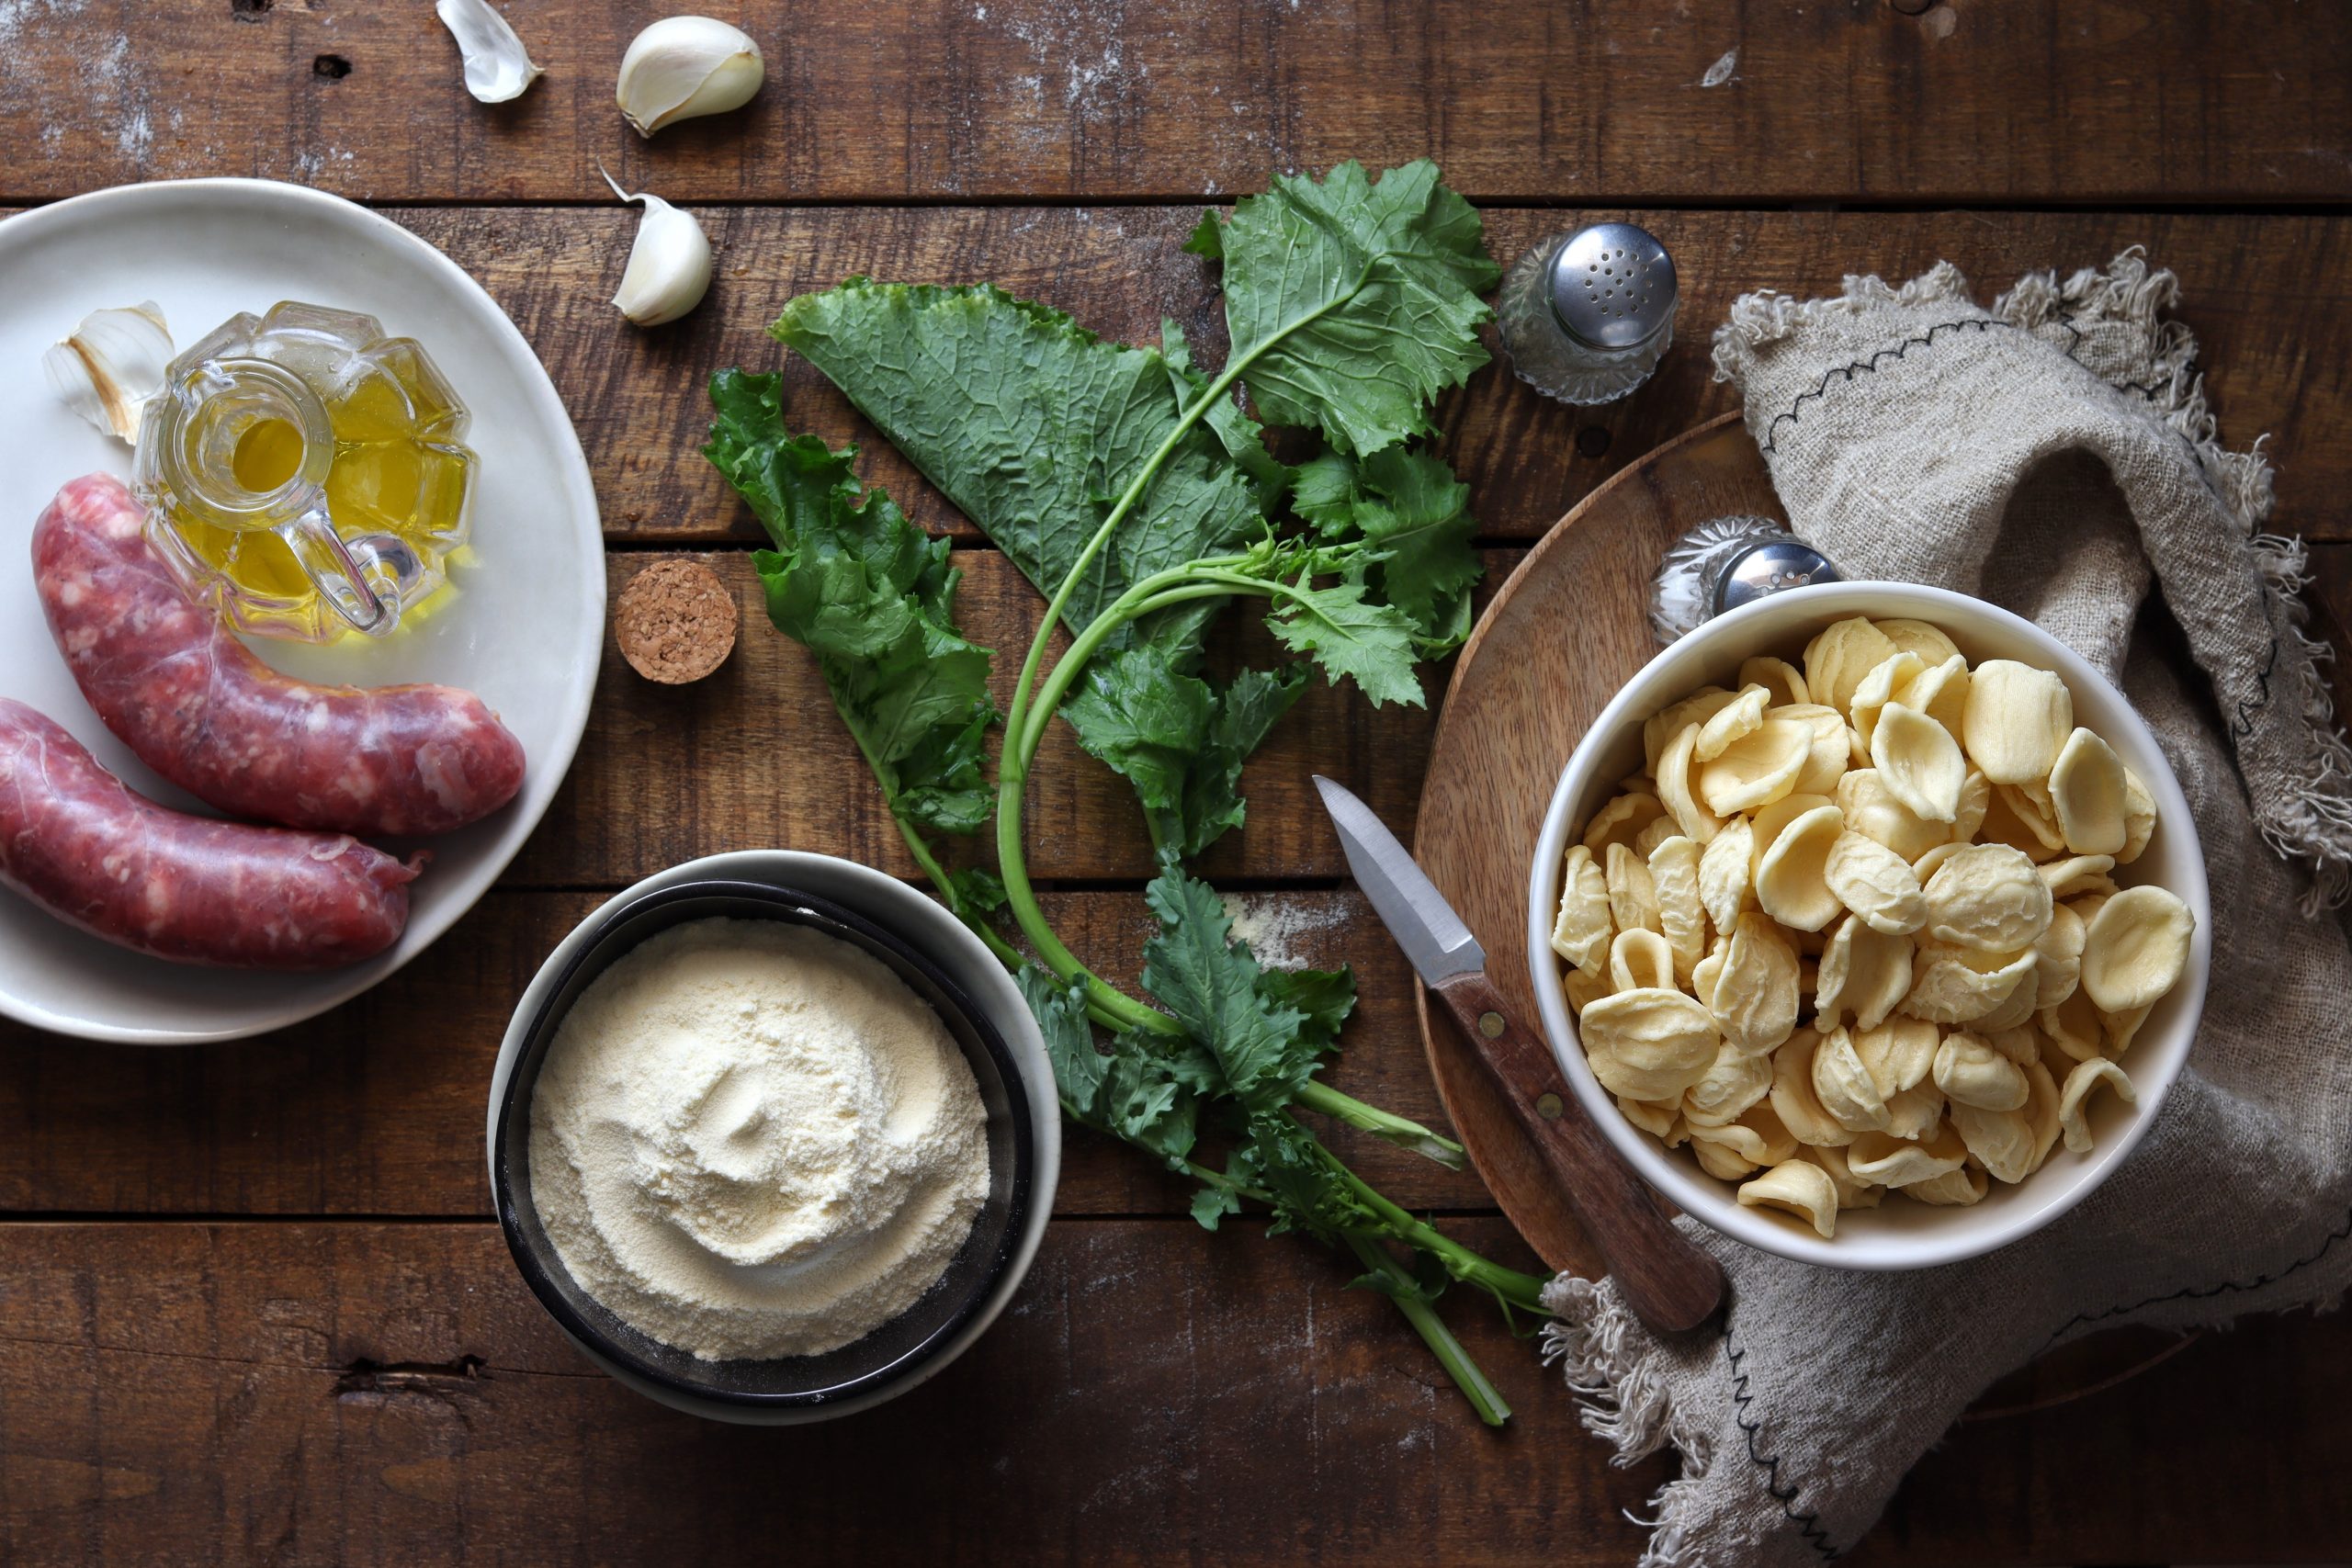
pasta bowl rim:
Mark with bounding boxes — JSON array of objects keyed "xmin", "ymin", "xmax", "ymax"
[{"xmin": 1524, "ymin": 581, "xmax": 2210, "ymax": 1271}]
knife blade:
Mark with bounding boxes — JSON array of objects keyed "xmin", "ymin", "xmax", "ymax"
[
  {"xmin": 1313, "ymin": 775, "xmax": 1485, "ymax": 987},
  {"xmin": 1314, "ymin": 774, "xmax": 1724, "ymax": 1336}
]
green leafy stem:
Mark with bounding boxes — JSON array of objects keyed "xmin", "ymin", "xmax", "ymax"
[{"xmin": 711, "ymin": 160, "xmax": 1545, "ymax": 1424}]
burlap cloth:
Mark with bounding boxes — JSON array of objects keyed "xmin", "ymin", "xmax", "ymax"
[{"xmin": 1540, "ymin": 253, "xmax": 2352, "ymax": 1564}]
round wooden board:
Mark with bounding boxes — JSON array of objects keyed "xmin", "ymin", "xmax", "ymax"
[
  {"xmin": 1411, "ymin": 410, "xmax": 2194, "ymax": 1414},
  {"xmin": 1414, "ymin": 412, "xmax": 1773, "ymax": 1277}
]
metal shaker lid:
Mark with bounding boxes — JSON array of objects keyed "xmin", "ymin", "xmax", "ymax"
[{"xmin": 1548, "ymin": 223, "xmax": 1677, "ymax": 350}]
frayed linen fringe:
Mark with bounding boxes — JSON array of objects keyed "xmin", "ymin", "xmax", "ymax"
[
  {"xmin": 1711, "ymin": 249, "xmax": 2352, "ymax": 911},
  {"xmin": 1542, "ymin": 1273, "xmax": 1712, "ymax": 1568}
]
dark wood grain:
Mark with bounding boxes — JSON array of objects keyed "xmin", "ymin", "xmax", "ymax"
[
  {"xmin": 520, "ymin": 548, "xmax": 1513, "ymax": 889},
  {"xmin": 6, "ymin": 6, "xmax": 2351, "ymax": 1561},
  {"xmin": 1429, "ymin": 970, "xmax": 1722, "ymax": 1331},
  {"xmin": 3, "ymin": 1221, "xmax": 2350, "ymax": 1566},
  {"xmin": 6, "ymin": 2, "xmax": 2348, "ymax": 206},
  {"xmin": 345, "ymin": 207, "xmax": 2352, "ymax": 547}
]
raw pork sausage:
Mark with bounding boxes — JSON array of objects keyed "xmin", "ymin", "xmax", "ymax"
[
  {"xmin": 35, "ymin": 473, "xmax": 526, "ymax": 838},
  {"xmin": 0, "ymin": 698, "xmax": 419, "ymax": 969}
]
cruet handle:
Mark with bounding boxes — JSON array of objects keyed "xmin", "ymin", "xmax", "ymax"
[{"xmin": 277, "ymin": 499, "xmax": 396, "ymax": 637}]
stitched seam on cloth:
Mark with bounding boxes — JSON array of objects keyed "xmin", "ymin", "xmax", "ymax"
[
  {"xmin": 2043, "ymin": 1202, "xmax": 2352, "ymax": 1346},
  {"xmin": 1757, "ymin": 318, "xmax": 2007, "ymax": 454},
  {"xmin": 1754, "ymin": 283, "xmax": 2298, "ymax": 751},
  {"xmin": 1724, "ymin": 1325, "xmax": 1840, "ymax": 1561},
  {"xmin": 2237, "ymin": 626, "xmax": 2283, "ymax": 739}
]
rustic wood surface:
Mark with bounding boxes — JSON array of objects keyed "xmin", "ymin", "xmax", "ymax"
[{"xmin": 6, "ymin": 3, "xmax": 2352, "ymax": 1563}]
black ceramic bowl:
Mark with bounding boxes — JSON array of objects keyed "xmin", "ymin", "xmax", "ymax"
[{"xmin": 490, "ymin": 879, "xmax": 1035, "ymax": 1413}]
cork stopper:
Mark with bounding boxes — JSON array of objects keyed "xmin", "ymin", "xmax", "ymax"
[{"xmin": 615, "ymin": 558, "xmax": 738, "ymax": 684}]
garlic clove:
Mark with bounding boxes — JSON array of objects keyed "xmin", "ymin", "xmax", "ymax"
[
  {"xmin": 44, "ymin": 301, "xmax": 173, "ymax": 445},
  {"xmin": 616, "ymin": 16, "xmax": 765, "ymax": 137},
  {"xmin": 436, "ymin": 0, "xmax": 543, "ymax": 104},
  {"xmin": 600, "ymin": 166, "xmax": 714, "ymax": 327}
]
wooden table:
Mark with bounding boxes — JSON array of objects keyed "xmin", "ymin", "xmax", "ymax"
[{"xmin": 5, "ymin": 4, "xmax": 2351, "ymax": 1562}]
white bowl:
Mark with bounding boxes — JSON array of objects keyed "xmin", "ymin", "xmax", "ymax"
[
  {"xmin": 1526, "ymin": 582, "xmax": 2210, "ymax": 1270},
  {"xmin": 485, "ymin": 850, "xmax": 1061, "ymax": 1422}
]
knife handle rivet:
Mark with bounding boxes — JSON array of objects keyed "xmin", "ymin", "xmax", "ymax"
[
  {"xmin": 1535, "ymin": 1092, "xmax": 1564, "ymax": 1121},
  {"xmin": 1479, "ymin": 1011, "xmax": 1505, "ymax": 1039}
]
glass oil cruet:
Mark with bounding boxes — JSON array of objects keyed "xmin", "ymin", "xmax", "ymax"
[{"xmin": 134, "ymin": 301, "xmax": 477, "ymax": 643}]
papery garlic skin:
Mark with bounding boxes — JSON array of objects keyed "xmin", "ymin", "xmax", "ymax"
[
  {"xmin": 616, "ymin": 17, "xmax": 765, "ymax": 137},
  {"xmin": 44, "ymin": 301, "xmax": 173, "ymax": 445},
  {"xmin": 436, "ymin": 0, "xmax": 544, "ymax": 104},
  {"xmin": 601, "ymin": 169, "xmax": 714, "ymax": 326}
]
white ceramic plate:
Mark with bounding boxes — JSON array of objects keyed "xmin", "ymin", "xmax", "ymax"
[{"xmin": 0, "ymin": 179, "xmax": 603, "ymax": 1043}]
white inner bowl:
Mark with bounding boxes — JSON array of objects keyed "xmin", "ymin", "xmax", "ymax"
[{"xmin": 1526, "ymin": 581, "xmax": 2210, "ymax": 1270}]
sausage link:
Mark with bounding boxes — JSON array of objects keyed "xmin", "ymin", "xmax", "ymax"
[
  {"xmin": 0, "ymin": 698, "xmax": 419, "ymax": 970},
  {"xmin": 35, "ymin": 473, "xmax": 527, "ymax": 838}
]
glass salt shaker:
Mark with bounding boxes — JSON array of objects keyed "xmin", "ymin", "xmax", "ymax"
[{"xmin": 1498, "ymin": 222, "xmax": 1678, "ymax": 406}]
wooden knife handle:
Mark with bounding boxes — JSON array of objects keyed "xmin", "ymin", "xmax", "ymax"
[{"xmin": 1430, "ymin": 970, "xmax": 1724, "ymax": 1335}]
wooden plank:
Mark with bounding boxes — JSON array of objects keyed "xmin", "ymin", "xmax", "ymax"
[
  {"xmin": 3, "ymin": 1220, "xmax": 2349, "ymax": 1564},
  {"xmin": 0, "ymin": 890, "xmax": 1501, "ymax": 1223},
  {"xmin": 356, "ymin": 207, "xmax": 2352, "ymax": 547},
  {"xmin": 6, "ymin": 3, "xmax": 2349, "ymax": 205},
  {"xmin": 523, "ymin": 530, "xmax": 2352, "ymax": 898},
  {"xmin": 516, "ymin": 548, "xmax": 1500, "ymax": 887}
]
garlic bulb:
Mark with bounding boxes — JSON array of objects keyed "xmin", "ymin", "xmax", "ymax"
[
  {"xmin": 600, "ymin": 167, "xmax": 713, "ymax": 326},
  {"xmin": 44, "ymin": 301, "xmax": 173, "ymax": 445},
  {"xmin": 616, "ymin": 17, "xmax": 764, "ymax": 137},
  {"xmin": 436, "ymin": 0, "xmax": 543, "ymax": 104}
]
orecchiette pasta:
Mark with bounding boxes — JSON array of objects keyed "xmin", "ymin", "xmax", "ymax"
[
  {"xmin": 1633, "ymin": 814, "xmax": 1680, "ymax": 858},
  {"xmin": 1847, "ymin": 1125, "xmax": 1967, "ymax": 1186},
  {"xmin": 1698, "ymin": 816, "xmax": 1756, "ymax": 935},
  {"xmin": 1754, "ymin": 805, "xmax": 1847, "ymax": 932},
  {"xmin": 1566, "ymin": 615, "xmax": 2194, "ymax": 1242},
  {"xmin": 1551, "ymin": 844, "xmax": 1612, "ymax": 972},
  {"xmin": 1769, "ymin": 1028, "xmax": 1853, "ymax": 1148},
  {"xmin": 1712, "ymin": 912, "xmax": 1802, "ymax": 1056},
  {"xmin": 1804, "ymin": 616, "xmax": 1901, "ymax": 719},
  {"xmin": 1585, "ymin": 789, "xmax": 1666, "ymax": 855},
  {"xmin": 1849, "ymin": 651, "xmax": 1927, "ymax": 754},
  {"xmin": 1699, "ymin": 718, "xmax": 1815, "ymax": 816},
  {"xmin": 1657, "ymin": 721, "xmax": 1724, "ymax": 845},
  {"xmin": 1837, "ymin": 767, "xmax": 1947, "ymax": 862},
  {"xmin": 1871, "ymin": 701, "xmax": 1966, "ymax": 823},
  {"xmin": 1684, "ymin": 1044, "xmax": 1775, "ymax": 1128},
  {"xmin": 1739, "ymin": 656, "xmax": 1810, "ymax": 707},
  {"xmin": 1815, "ymin": 916, "xmax": 1913, "ymax": 1032},
  {"xmin": 1871, "ymin": 617, "xmax": 1962, "ymax": 668},
  {"xmin": 1738, "ymin": 1159, "xmax": 1841, "ymax": 1238},
  {"xmin": 1605, "ymin": 841, "xmax": 1664, "ymax": 938},
  {"xmin": 1802, "ymin": 1142, "xmax": 1883, "ymax": 1209},
  {"xmin": 1933, "ymin": 1031, "xmax": 2030, "ymax": 1111},
  {"xmin": 2078, "ymin": 885, "xmax": 2194, "ymax": 1013},
  {"xmin": 1609, "ymin": 928, "xmax": 1677, "ymax": 994},
  {"xmin": 2048, "ymin": 727, "xmax": 2129, "ymax": 856},
  {"xmin": 1649, "ymin": 836, "xmax": 1709, "ymax": 981},
  {"xmin": 1903, "ymin": 1161, "xmax": 1990, "ymax": 1206},
  {"xmin": 1823, "ymin": 829, "xmax": 1928, "ymax": 936},
  {"xmin": 1962, "ymin": 660, "xmax": 2073, "ymax": 784},
  {"xmin": 1922, "ymin": 843, "xmax": 2052, "ymax": 953},
  {"xmin": 2057, "ymin": 1056, "xmax": 2137, "ymax": 1154},
  {"xmin": 1695, "ymin": 684, "xmax": 1771, "ymax": 761}
]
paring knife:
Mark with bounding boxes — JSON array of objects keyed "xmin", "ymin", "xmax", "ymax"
[{"xmin": 1314, "ymin": 775, "xmax": 1725, "ymax": 1336}]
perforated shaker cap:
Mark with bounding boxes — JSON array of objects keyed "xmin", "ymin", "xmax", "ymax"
[{"xmin": 1548, "ymin": 223, "xmax": 1677, "ymax": 350}]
